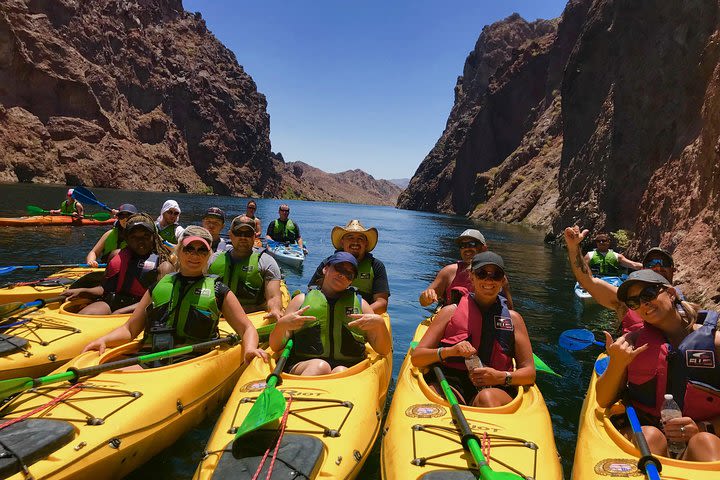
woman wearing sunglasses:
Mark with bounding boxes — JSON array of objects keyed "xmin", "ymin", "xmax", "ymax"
[
  {"xmin": 412, "ymin": 251, "xmax": 535, "ymax": 407},
  {"xmin": 595, "ymin": 269, "xmax": 720, "ymax": 461},
  {"xmin": 83, "ymin": 226, "xmax": 268, "ymax": 365},
  {"xmin": 85, "ymin": 203, "xmax": 138, "ymax": 267}
]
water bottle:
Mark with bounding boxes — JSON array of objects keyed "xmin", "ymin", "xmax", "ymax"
[
  {"xmin": 660, "ymin": 394, "xmax": 686, "ymax": 456},
  {"xmin": 464, "ymin": 355, "xmax": 485, "ymax": 391}
]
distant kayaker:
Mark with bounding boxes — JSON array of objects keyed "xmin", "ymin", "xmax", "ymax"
[
  {"xmin": 411, "ymin": 251, "xmax": 535, "ymax": 407},
  {"xmin": 266, "ymin": 204, "xmax": 306, "ymax": 252},
  {"xmin": 208, "ymin": 216, "xmax": 283, "ymax": 321},
  {"xmin": 565, "ymin": 226, "xmax": 682, "ymax": 333},
  {"xmin": 201, "ymin": 207, "xmax": 229, "ymax": 262},
  {"xmin": 585, "ymin": 232, "xmax": 642, "ymax": 276},
  {"xmin": 86, "ymin": 203, "xmax": 138, "ymax": 267},
  {"xmin": 82, "ymin": 226, "xmax": 268, "ymax": 365},
  {"xmin": 244, "ymin": 200, "xmax": 262, "ymax": 238},
  {"xmin": 49, "ymin": 188, "xmax": 84, "ymax": 217},
  {"xmin": 308, "ymin": 219, "xmax": 389, "ymax": 314},
  {"xmin": 269, "ymin": 252, "xmax": 391, "ymax": 376},
  {"xmin": 64, "ymin": 214, "xmax": 174, "ymax": 315},
  {"xmin": 155, "ymin": 199, "xmax": 184, "ymax": 244},
  {"xmin": 419, "ymin": 229, "xmax": 513, "ymax": 309},
  {"xmin": 595, "ymin": 269, "xmax": 720, "ymax": 461}
]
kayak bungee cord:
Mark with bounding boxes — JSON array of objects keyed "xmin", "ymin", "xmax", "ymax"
[{"xmin": 251, "ymin": 395, "xmax": 294, "ymax": 480}]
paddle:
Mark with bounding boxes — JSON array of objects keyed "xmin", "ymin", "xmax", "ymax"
[
  {"xmin": 558, "ymin": 329, "xmax": 605, "ymax": 351},
  {"xmin": 626, "ymin": 406, "xmax": 662, "ymax": 480},
  {"xmin": 0, "ymin": 263, "xmax": 106, "ymax": 276},
  {"xmin": 0, "ymin": 335, "xmax": 238, "ymax": 399},
  {"xmin": 433, "ymin": 366, "xmax": 523, "ymax": 480},
  {"xmin": 0, "ymin": 295, "xmax": 66, "ymax": 318},
  {"xmin": 26, "ymin": 205, "xmax": 112, "ymax": 221},
  {"xmin": 71, "ymin": 186, "xmax": 113, "ymax": 212},
  {"xmin": 231, "ymin": 338, "xmax": 294, "ymax": 453}
]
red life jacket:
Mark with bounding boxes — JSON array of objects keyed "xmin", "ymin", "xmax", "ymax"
[
  {"xmin": 622, "ymin": 310, "xmax": 644, "ymax": 333},
  {"xmin": 445, "ymin": 261, "xmax": 472, "ymax": 304},
  {"xmin": 439, "ymin": 287, "xmax": 514, "ymax": 372},
  {"xmin": 627, "ymin": 311, "xmax": 720, "ymax": 420},
  {"xmin": 111, "ymin": 248, "xmax": 159, "ymax": 299}
]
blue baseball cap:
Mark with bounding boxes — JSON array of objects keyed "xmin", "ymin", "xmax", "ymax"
[{"xmin": 326, "ymin": 251, "xmax": 358, "ymax": 274}]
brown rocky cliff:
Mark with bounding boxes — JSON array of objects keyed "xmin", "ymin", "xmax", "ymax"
[{"xmin": 0, "ymin": 0, "xmax": 275, "ymax": 195}]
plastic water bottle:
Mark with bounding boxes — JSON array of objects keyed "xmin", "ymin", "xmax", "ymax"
[
  {"xmin": 660, "ymin": 394, "xmax": 686, "ymax": 456},
  {"xmin": 464, "ymin": 355, "xmax": 485, "ymax": 391}
]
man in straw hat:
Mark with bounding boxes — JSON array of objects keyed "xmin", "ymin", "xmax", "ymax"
[
  {"xmin": 308, "ymin": 219, "xmax": 389, "ymax": 314},
  {"xmin": 420, "ymin": 228, "xmax": 513, "ymax": 309}
]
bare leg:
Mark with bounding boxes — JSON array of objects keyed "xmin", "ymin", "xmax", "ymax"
[
  {"xmin": 289, "ymin": 359, "xmax": 332, "ymax": 376},
  {"xmin": 471, "ymin": 388, "xmax": 513, "ymax": 407},
  {"xmin": 331, "ymin": 365, "xmax": 349, "ymax": 373},
  {"xmin": 79, "ymin": 301, "xmax": 112, "ymax": 315},
  {"xmin": 683, "ymin": 432, "xmax": 720, "ymax": 461},
  {"xmin": 620, "ymin": 425, "xmax": 668, "ymax": 456}
]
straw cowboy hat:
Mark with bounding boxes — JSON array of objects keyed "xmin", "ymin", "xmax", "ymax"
[{"xmin": 331, "ymin": 220, "xmax": 378, "ymax": 252}]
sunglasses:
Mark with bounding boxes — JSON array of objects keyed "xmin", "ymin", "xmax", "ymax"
[
  {"xmin": 644, "ymin": 258, "xmax": 672, "ymax": 269},
  {"xmin": 596, "ymin": 239, "xmax": 609, "ymax": 244},
  {"xmin": 279, "ymin": 209, "xmax": 290, "ymax": 213},
  {"xmin": 474, "ymin": 269, "xmax": 505, "ymax": 281},
  {"xmin": 166, "ymin": 210, "xmax": 180, "ymax": 216},
  {"xmin": 459, "ymin": 241, "xmax": 481, "ymax": 249},
  {"xmin": 247, "ymin": 205, "xmax": 257, "ymax": 210},
  {"xmin": 333, "ymin": 265, "xmax": 356, "ymax": 281},
  {"xmin": 182, "ymin": 245, "xmax": 210, "ymax": 255},
  {"xmin": 624, "ymin": 284, "xmax": 666, "ymax": 310},
  {"xmin": 232, "ymin": 230, "xmax": 255, "ymax": 238}
]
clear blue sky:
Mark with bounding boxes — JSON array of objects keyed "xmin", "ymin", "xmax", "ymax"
[{"xmin": 183, "ymin": 0, "xmax": 568, "ymax": 180}]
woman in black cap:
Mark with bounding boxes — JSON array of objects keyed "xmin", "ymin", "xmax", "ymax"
[
  {"xmin": 411, "ymin": 251, "xmax": 535, "ymax": 407},
  {"xmin": 597, "ymin": 269, "xmax": 720, "ymax": 461},
  {"xmin": 86, "ymin": 203, "xmax": 138, "ymax": 267}
]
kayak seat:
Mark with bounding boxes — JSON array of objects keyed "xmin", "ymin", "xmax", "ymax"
[
  {"xmin": 419, "ymin": 471, "xmax": 477, "ymax": 479},
  {"xmin": 0, "ymin": 335, "xmax": 28, "ymax": 356},
  {"xmin": 213, "ymin": 433, "xmax": 323, "ymax": 479},
  {"xmin": 36, "ymin": 278, "xmax": 75, "ymax": 287},
  {"xmin": 0, "ymin": 419, "xmax": 75, "ymax": 478}
]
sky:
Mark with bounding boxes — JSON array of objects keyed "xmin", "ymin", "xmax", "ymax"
[{"xmin": 183, "ymin": 0, "xmax": 568, "ymax": 180}]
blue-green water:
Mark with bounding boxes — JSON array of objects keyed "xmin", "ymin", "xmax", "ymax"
[{"xmin": 0, "ymin": 184, "xmax": 620, "ymax": 479}]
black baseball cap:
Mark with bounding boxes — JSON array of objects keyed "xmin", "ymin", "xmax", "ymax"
[
  {"xmin": 471, "ymin": 251, "xmax": 505, "ymax": 273},
  {"xmin": 203, "ymin": 207, "xmax": 225, "ymax": 223},
  {"xmin": 642, "ymin": 247, "xmax": 674, "ymax": 267}
]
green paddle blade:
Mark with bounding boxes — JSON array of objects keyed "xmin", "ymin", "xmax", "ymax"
[
  {"xmin": 532, "ymin": 353, "xmax": 561, "ymax": 377},
  {"xmin": 88, "ymin": 212, "xmax": 112, "ymax": 221},
  {"xmin": 26, "ymin": 205, "xmax": 48, "ymax": 215},
  {"xmin": 0, "ymin": 302, "xmax": 24, "ymax": 317},
  {"xmin": 0, "ymin": 378, "xmax": 34, "ymax": 398},
  {"xmin": 233, "ymin": 385, "xmax": 287, "ymax": 439}
]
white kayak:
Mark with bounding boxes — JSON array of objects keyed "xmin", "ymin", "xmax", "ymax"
[
  {"xmin": 574, "ymin": 275, "xmax": 626, "ymax": 303},
  {"xmin": 266, "ymin": 240, "xmax": 305, "ymax": 268}
]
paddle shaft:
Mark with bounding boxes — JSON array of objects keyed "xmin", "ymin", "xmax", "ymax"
[
  {"xmin": 626, "ymin": 406, "xmax": 662, "ymax": 480},
  {"xmin": 0, "ymin": 263, "xmax": 106, "ymax": 276},
  {"xmin": 0, "ymin": 295, "xmax": 66, "ymax": 318},
  {"xmin": 266, "ymin": 338, "xmax": 293, "ymax": 388},
  {"xmin": 72, "ymin": 186, "xmax": 113, "ymax": 212},
  {"xmin": 26, "ymin": 205, "xmax": 111, "ymax": 220}
]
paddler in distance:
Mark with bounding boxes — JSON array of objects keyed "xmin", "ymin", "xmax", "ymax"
[
  {"xmin": 266, "ymin": 204, "xmax": 307, "ymax": 253},
  {"xmin": 585, "ymin": 231, "xmax": 643, "ymax": 275},
  {"xmin": 49, "ymin": 188, "xmax": 84, "ymax": 218}
]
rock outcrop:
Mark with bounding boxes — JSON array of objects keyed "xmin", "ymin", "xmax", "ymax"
[{"xmin": 398, "ymin": 0, "xmax": 720, "ymax": 306}]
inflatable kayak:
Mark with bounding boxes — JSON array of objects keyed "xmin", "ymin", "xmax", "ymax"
[
  {"xmin": 0, "ymin": 215, "xmax": 115, "ymax": 227},
  {"xmin": 0, "ymin": 267, "xmax": 104, "ymax": 304},
  {"xmin": 571, "ymin": 355, "xmax": 720, "ymax": 479},
  {"xmin": 266, "ymin": 240, "xmax": 305, "ymax": 268},
  {"xmin": 381, "ymin": 316, "xmax": 563, "ymax": 480},
  {"xmin": 0, "ymin": 333, "xmax": 246, "ymax": 480},
  {"xmin": 194, "ymin": 313, "xmax": 392, "ymax": 479},
  {"xmin": 574, "ymin": 275, "xmax": 625, "ymax": 303},
  {"xmin": 1, "ymin": 282, "xmax": 289, "ymax": 382}
]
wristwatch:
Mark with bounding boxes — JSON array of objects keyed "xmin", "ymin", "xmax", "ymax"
[{"xmin": 504, "ymin": 372, "xmax": 512, "ymax": 386}]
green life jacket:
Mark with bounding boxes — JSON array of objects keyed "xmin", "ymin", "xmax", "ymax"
[
  {"xmin": 292, "ymin": 288, "xmax": 366, "ymax": 364},
  {"xmin": 208, "ymin": 251, "xmax": 265, "ymax": 312},
  {"xmin": 352, "ymin": 257, "xmax": 374, "ymax": 300},
  {"xmin": 272, "ymin": 219, "xmax": 298, "ymax": 243},
  {"xmin": 145, "ymin": 274, "xmax": 220, "ymax": 346},
  {"xmin": 60, "ymin": 200, "xmax": 77, "ymax": 214},
  {"xmin": 157, "ymin": 223, "xmax": 179, "ymax": 244},
  {"xmin": 588, "ymin": 249, "xmax": 621, "ymax": 276},
  {"xmin": 102, "ymin": 227, "xmax": 127, "ymax": 259}
]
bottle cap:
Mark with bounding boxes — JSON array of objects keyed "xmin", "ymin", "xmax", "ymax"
[{"xmin": 664, "ymin": 394, "xmax": 673, "ymax": 400}]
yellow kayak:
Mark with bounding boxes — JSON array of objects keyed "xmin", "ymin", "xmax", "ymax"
[
  {"xmin": 0, "ymin": 331, "xmax": 245, "ymax": 480},
  {"xmin": 0, "ymin": 267, "xmax": 104, "ymax": 304},
  {"xmin": 194, "ymin": 313, "xmax": 392, "ymax": 479},
  {"xmin": 572, "ymin": 355, "xmax": 720, "ymax": 478},
  {"xmin": 381, "ymin": 316, "xmax": 563, "ymax": 480}
]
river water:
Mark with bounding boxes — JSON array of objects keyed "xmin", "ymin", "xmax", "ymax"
[{"xmin": 0, "ymin": 183, "xmax": 621, "ymax": 479}]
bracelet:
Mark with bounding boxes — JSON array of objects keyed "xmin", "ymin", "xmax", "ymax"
[{"xmin": 437, "ymin": 347, "xmax": 444, "ymax": 363}]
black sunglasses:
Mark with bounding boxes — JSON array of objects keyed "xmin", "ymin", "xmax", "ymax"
[
  {"xmin": 182, "ymin": 245, "xmax": 210, "ymax": 255},
  {"xmin": 459, "ymin": 241, "xmax": 481, "ymax": 249},
  {"xmin": 279, "ymin": 209, "xmax": 290, "ymax": 213},
  {"xmin": 474, "ymin": 268, "xmax": 505, "ymax": 281},
  {"xmin": 624, "ymin": 284, "xmax": 666, "ymax": 310},
  {"xmin": 596, "ymin": 239, "xmax": 609, "ymax": 244},
  {"xmin": 232, "ymin": 230, "xmax": 255, "ymax": 238}
]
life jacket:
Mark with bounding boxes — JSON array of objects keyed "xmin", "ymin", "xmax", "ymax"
[
  {"xmin": 626, "ymin": 310, "xmax": 720, "ymax": 420},
  {"xmin": 272, "ymin": 219, "xmax": 298, "ymax": 243},
  {"xmin": 108, "ymin": 248, "xmax": 159, "ymax": 299},
  {"xmin": 621, "ymin": 286, "xmax": 685, "ymax": 334},
  {"xmin": 439, "ymin": 287, "xmax": 515, "ymax": 372},
  {"xmin": 102, "ymin": 226, "xmax": 127, "ymax": 259},
  {"xmin": 60, "ymin": 199, "xmax": 77, "ymax": 214},
  {"xmin": 445, "ymin": 261, "xmax": 472, "ymax": 305},
  {"xmin": 588, "ymin": 249, "xmax": 621, "ymax": 276},
  {"xmin": 292, "ymin": 287, "xmax": 365, "ymax": 364},
  {"xmin": 156, "ymin": 222, "xmax": 180, "ymax": 244},
  {"xmin": 208, "ymin": 251, "xmax": 265, "ymax": 312},
  {"xmin": 352, "ymin": 256, "xmax": 374, "ymax": 301}
]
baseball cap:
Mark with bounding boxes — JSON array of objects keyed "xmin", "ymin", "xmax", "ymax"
[
  {"xmin": 471, "ymin": 251, "xmax": 505, "ymax": 273},
  {"xmin": 181, "ymin": 235, "xmax": 211, "ymax": 250},
  {"xmin": 203, "ymin": 207, "xmax": 225, "ymax": 222},
  {"xmin": 326, "ymin": 251, "xmax": 358, "ymax": 274},
  {"xmin": 125, "ymin": 215, "xmax": 156, "ymax": 234},
  {"xmin": 117, "ymin": 203, "xmax": 138, "ymax": 214},
  {"xmin": 617, "ymin": 269, "xmax": 670, "ymax": 302},
  {"xmin": 457, "ymin": 229, "xmax": 486, "ymax": 245},
  {"xmin": 642, "ymin": 247, "xmax": 674, "ymax": 267},
  {"xmin": 230, "ymin": 215, "xmax": 256, "ymax": 233},
  {"xmin": 67, "ymin": 188, "xmax": 74, "ymax": 197}
]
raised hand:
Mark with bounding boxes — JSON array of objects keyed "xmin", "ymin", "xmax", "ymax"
[
  {"xmin": 278, "ymin": 305, "xmax": 315, "ymax": 332},
  {"xmin": 603, "ymin": 331, "xmax": 649, "ymax": 367},
  {"xmin": 347, "ymin": 313, "xmax": 385, "ymax": 332},
  {"xmin": 564, "ymin": 225, "xmax": 589, "ymax": 247}
]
